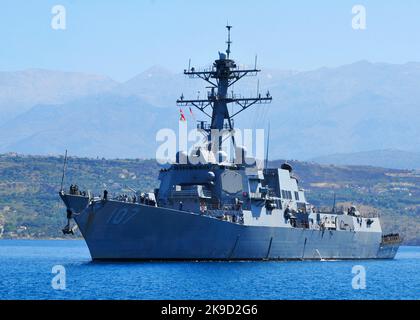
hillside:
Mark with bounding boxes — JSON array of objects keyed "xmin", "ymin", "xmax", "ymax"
[{"xmin": 0, "ymin": 154, "xmax": 419, "ymax": 244}]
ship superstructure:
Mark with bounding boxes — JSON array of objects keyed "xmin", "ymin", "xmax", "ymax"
[{"xmin": 59, "ymin": 26, "xmax": 400, "ymax": 260}]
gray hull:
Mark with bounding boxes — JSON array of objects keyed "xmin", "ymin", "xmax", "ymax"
[{"xmin": 63, "ymin": 195, "xmax": 399, "ymax": 260}]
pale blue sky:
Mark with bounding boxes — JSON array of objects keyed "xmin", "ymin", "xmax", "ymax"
[{"xmin": 1, "ymin": 0, "xmax": 419, "ymax": 81}]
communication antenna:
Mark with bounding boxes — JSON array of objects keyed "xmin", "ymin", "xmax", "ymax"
[
  {"xmin": 257, "ymin": 79, "xmax": 260, "ymax": 96},
  {"xmin": 226, "ymin": 25, "xmax": 232, "ymax": 58},
  {"xmin": 60, "ymin": 149, "xmax": 68, "ymax": 192}
]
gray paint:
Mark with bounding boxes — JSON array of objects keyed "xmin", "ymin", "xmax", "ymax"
[{"xmin": 59, "ymin": 26, "xmax": 400, "ymax": 260}]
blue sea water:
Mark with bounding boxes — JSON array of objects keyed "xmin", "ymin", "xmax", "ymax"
[{"xmin": 0, "ymin": 240, "xmax": 418, "ymax": 300}]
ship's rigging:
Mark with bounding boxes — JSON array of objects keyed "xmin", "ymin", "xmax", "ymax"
[{"xmin": 176, "ymin": 25, "xmax": 272, "ymax": 158}]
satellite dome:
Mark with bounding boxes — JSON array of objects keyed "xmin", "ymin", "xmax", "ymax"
[
  {"xmin": 281, "ymin": 162, "xmax": 293, "ymax": 172},
  {"xmin": 207, "ymin": 171, "xmax": 216, "ymax": 180}
]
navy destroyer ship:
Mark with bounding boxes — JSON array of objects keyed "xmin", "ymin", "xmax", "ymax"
[{"xmin": 60, "ymin": 26, "xmax": 401, "ymax": 260}]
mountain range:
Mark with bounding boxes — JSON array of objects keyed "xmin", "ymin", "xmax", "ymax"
[{"xmin": 0, "ymin": 61, "xmax": 419, "ymax": 169}]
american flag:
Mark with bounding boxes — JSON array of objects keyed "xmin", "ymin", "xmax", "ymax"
[{"xmin": 179, "ymin": 108, "xmax": 186, "ymax": 121}]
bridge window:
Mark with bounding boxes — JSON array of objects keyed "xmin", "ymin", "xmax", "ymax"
[
  {"xmin": 281, "ymin": 190, "xmax": 293, "ymax": 200},
  {"xmin": 294, "ymin": 191, "xmax": 299, "ymax": 201}
]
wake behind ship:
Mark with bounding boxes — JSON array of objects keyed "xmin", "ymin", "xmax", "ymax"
[{"xmin": 59, "ymin": 26, "xmax": 401, "ymax": 260}]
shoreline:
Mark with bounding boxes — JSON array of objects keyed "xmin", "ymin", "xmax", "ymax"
[{"xmin": 0, "ymin": 238, "xmax": 419, "ymax": 247}]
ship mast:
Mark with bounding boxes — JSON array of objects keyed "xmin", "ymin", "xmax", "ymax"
[{"xmin": 177, "ymin": 25, "xmax": 272, "ymax": 160}]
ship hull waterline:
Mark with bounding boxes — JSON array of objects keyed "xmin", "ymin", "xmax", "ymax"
[{"xmin": 61, "ymin": 194, "xmax": 400, "ymax": 261}]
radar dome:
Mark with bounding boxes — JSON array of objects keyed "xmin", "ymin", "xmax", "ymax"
[{"xmin": 281, "ymin": 162, "xmax": 293, "ymax": 172}]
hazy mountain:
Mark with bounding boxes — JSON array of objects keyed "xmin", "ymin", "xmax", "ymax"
[
  {"xmin": 0, "ymin": 95, "xmax": 172, "ymax": 158},
  {"xmin": 0, "ymin": 69, "xmax": 117, "ymax": 125},
  {"xmin": 116, "ymin": 65, "xmax": 193, "ymax": 107},
  {"xmin": 310, "ymin": 149, "xmax": 420, "ymax": 170},
  {"xmin": 253, "ymin": 61, "xmax": 420, "ymax": 160},
  {"xmin": 0, "ymin": 61, "xmax": 419, "ymax": 162}
]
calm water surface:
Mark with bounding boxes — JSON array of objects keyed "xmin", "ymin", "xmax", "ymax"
[{"xmin": 0, "ymin": 240, "xmax": 419, "ymax": 300}]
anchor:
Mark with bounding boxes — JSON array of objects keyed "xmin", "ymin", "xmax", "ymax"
[{"xmin": 62, "ymin": 208, "xmax": 77, "ymax": 235}]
